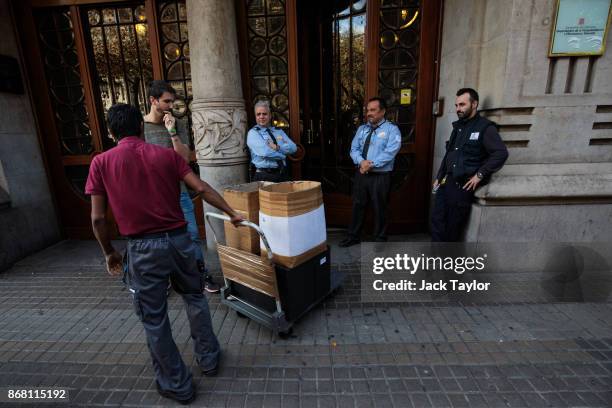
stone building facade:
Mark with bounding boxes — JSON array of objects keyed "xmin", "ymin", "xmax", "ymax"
[
  {"xmin": 434, "ymin": 0, "xmax": 612, "ymax": 241},
  {"xmin": 0, "ymin": 0, "xmax": 610, "ymax": 269}
]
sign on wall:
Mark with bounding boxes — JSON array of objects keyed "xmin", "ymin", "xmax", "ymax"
[{"xmin": 549, "ymin": 0, "xmax": 612, "ymax": 56}]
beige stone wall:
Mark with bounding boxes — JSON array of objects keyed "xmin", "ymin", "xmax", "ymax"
[
  {"xmin": 0, "ymin": 0, "xmax": 60, "ymax": 270},
  {"xmin": 435, "ymin": 0, "xmax": 612, "ymax": 241}
]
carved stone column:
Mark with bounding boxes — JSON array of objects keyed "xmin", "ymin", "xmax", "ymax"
[
  {"xmin": 191, "ymin": 99, "xmax": 248, "ymax": 167},
  {"xmin": 187, "ymin": 0, "xmax": 249, "ymax": 250}
]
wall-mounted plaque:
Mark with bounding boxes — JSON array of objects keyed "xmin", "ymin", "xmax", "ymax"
[
  {"xmin": 0, "ymin": 55, "xmax": 24, "ymax": 94},
  {"xmin": 549, "ymin": 0, "xmax": 612, "ymax": 56}
]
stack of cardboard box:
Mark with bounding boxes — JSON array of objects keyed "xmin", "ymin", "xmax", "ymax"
[
  {"xmin": 222, "ymin": 181, "xmax": 327, "ymax": 268},
  {"xmin": 223, "ymin": 181, "xmax": 265, "ymax": 254}
]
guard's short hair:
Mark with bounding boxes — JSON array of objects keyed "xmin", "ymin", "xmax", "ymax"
[
  {"xmin": 148, "ymin": 80, "xmax": 176, "ymax": 99},
  {"xmin": 254, "ymin": 100, "xmax": 271, "ymax": 114},
  {"xmin": 456, "ymin": 88, "xmax": 479, "ymax": 103},
  {"xmin": 367, "ymin": 96, "xmax": 387, "ymax": 111},
  {"xmin": 107, "ymin": 104, "xmax": 143, "ymax": 140}
]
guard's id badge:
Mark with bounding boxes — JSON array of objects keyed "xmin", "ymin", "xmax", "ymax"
[
  {"xmin": 378, "ymin": 132, "xmax": 386, "ymax": 138},
  {"xmin": 469, "ymin": 132, "xmax": 480, "ymax": 140}
]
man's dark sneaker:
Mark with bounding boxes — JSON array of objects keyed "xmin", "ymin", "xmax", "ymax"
[
  {"xmin": 203, "ymin": 275, "xmax": 221, "ymax": 293},
  {"xmin": 202, "ymin": 364, "xmax": 218, "ymax": 377},
  {"xmin": 338, "ymin": 237, "xmax": 361, "ymax": 248},
  {"xmin": 155, "ymin": 381, "xmax": 196, "ymax": 405},
  {"xmin": 374, "ymin": 237, "xmax": 388, "ymax": 243},
  {"xmin": 198, "ymin": 354, "xmax": 220, "ymax": 377}
]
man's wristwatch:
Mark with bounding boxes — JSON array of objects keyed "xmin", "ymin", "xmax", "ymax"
[{"xmin": 476, "ymin": 172, "xmax": 484, "ymax": 180}]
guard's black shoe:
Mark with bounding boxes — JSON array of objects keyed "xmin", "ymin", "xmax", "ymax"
[
  {"xmin": 339, "ymin": 237, "xmax": 361, "ymax": 248},
  {"xmin": 374, "ymin": 237, "xmax": 388, "ymax": 242},
  {"xmin": 203, "ymin": 275, "xmax": 221, "ymax": 293},
  {"xmin": 156, "ymin": 382, "xmax": 196, "ymax": 405}
]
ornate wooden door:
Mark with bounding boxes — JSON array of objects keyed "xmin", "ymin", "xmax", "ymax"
[
  {"xmin": 237, "ymin": 0, "xmax": 442, "ymax": 233},
  {"xmin": 312, "ymin": 0, "xmax": 442, "ymax": 233},
  {"xmin": 14, "ymin": 0, "xmax": 203, "ymax": 239}
]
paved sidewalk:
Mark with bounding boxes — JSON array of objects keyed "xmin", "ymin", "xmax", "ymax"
[{"xmin": 0, "ymin": 235, "xmax": 611, "ymax": 407}]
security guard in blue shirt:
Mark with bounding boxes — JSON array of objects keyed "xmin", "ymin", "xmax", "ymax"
[
  {"xmin": 247, "ymin": 100, "xmax": 297, "ymax": 182},
  {"xmin": 339, "ymin": 97, "xmax": 402, "ymax": 247}
]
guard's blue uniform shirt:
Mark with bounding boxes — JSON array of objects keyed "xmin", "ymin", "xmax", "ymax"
[
  {"xmin": 349, "ymin": 120, "xmax": 402, "ymax": 172},
  {"xmin": 247, "ymin": 125, "xmax": 297, "ymax": 169}
]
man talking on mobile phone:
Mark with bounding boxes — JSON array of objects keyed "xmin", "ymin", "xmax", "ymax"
[{"xmin": 143, "ymin": 80, "xmax": 221, "ymax": 293}]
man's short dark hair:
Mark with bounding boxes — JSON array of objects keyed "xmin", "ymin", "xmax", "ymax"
[
  {"xmin": 107, "ymin": 104, "xmax": 143, "ymax": 140},
  {"xmin": 456, "ymin": 88, "xmax": 479, "ymax": 103},
  {"xmin": 368, "ymin": 96, "xmax": 387, "ymax": 111},
  {"xmin": 148, "ymin": 80, "xmax": 177, "ymax": 99}
]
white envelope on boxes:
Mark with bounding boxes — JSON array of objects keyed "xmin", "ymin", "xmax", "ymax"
[{"xmin": 258, "ymin": 181, "xmax": 327, "ymax": 268}]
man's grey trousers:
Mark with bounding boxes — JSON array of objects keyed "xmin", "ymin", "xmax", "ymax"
[{"xmin": 125, "ymin": 228, "xmax": 220, "ymax": 399}]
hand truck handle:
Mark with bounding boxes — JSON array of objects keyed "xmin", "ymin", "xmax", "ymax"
[{"xmin": 205, "ymin": 212, "xmax": 273, "ymax": 261}]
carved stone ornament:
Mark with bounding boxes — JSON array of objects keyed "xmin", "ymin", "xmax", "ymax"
[{"xmin": 191, "ymin": 99, "xmax": 249, "ymax": 166}]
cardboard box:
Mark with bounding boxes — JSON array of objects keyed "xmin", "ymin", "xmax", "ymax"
[
  {"xmin": 223, "ymin": 182, "xmax": 266, "ymax": 254},
  {"xmin": 259, "ymin": 181, "xmax": 327, "ymax": 268}
]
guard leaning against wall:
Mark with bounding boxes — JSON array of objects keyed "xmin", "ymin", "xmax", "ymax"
[{"xmin": 431, "ymin": 88, "xmax": 509, "ymax": 242}]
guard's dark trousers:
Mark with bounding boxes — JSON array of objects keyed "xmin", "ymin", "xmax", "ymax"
[
  {"xmin": 125, "ymin": 229, "xmax": 220, "ymax": 399},
  {"xmin": 252, "ymin": 167, "xmax": 289, "ymax": 182},
  {"xmin": 348, "ymin": 171, "xmax": 391, "ymax": 241},
  {"xmin": 430, "ymin": 179, "xmax": 475, "ymax": 242}
]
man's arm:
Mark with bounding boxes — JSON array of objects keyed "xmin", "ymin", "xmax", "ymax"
[
  {"xmin": 277, "ymin": 130, "xmax": 297, "ymax": 155},
  {"xmin": 90, "ymin": 194, "xmax": 122, "ymax": 275},
  {"xmin": 183, "ymin": 172, "xmax": 243, "ymax": 225},
  {"xmin": 463, "ymin": 126, "xmax": 509, "ymax": 191},
  {"xmin": 434, "ymin": 151, "xmax": 448, "ymax": 186},
  {"xmin": 478, "ymin": 125, "xmax": 509, "ymax": 177},
  {"xmin": 170, "ymin": 134, "xmax": 190, "ymax": 162},
  {"xmin": 433, "ymin": 137, "xmax": 452, "ymax": 187},
  {"xmin": 168, "ymin": 116, "xmax": 190, "ymax": 162},
  {"xmin": 247, "ymin": 130, "xmax": 286, "ymax": 160},
  {"xmin": 349, "ymin": 128, "xmax": 365, "ymax": 166}
]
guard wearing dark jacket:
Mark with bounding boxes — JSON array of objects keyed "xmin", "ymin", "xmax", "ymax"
[{"xmin": 431, "ymin": 88, "xmax": 508, "ymax": 242}]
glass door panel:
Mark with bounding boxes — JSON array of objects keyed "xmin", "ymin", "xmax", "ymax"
[
  {"xmin": 82, "ymin": 2, "xmax": 153, "ymax": 146},
  {"xmin": 325, "ymin": 0, "xmax": 367, "ymax": 195}
]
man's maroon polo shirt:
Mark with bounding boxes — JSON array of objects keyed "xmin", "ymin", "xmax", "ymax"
[{"xmin": 85, "ymin": 136, "xmax": 191, "ymax": 236}]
